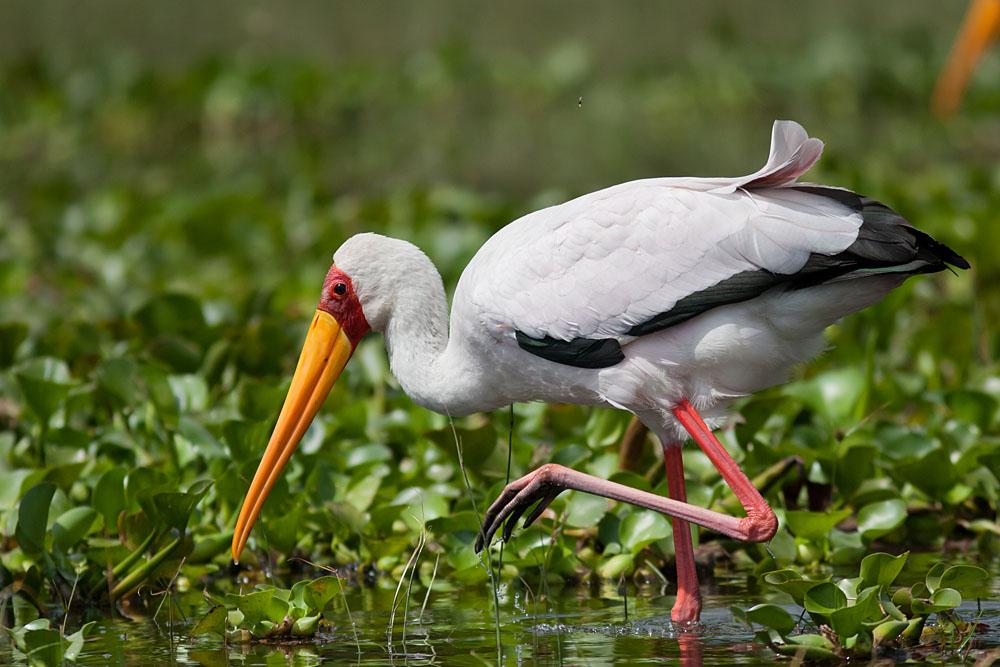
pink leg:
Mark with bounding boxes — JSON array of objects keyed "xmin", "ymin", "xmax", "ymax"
[
  {"xmin": 474, "ymin": 399, "xmax": 777, "ymax": 553},
  {"xmin": 671, "ymin": 399, "xmax": 777, "ymax": 542},
  {"xmin": 663, "ymin": 443, "xmax": 702, "ymax": 623}
]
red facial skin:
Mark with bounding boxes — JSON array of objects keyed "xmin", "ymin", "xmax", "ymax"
[{"xmin": 317, "ymin": 265, "xmax": 371, "ymax": 347}]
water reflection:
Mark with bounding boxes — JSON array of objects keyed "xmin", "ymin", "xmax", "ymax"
[{"xmin": 3, "ymin": 573, "xmax": 998, "ymax": 666}]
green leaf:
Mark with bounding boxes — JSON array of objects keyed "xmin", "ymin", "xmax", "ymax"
[
  {"xmin": 803, "ymin": 582, "xmax": 847, "ymax": 616},
  {"xmin": 292, "ymin": 614, "xmax": 320, "ymax": 637},
  {"xmin": 93, "ymin": 467, "xmax": 127, "ymax": 529},
  {"xmin": 945, "ymin": 389, "xmax": 997, "ymax": 430},
  {"xmin": 584, "ymin": 408, "xmax": 631, "ymax": 449},
  {"xmin": 773, "ymin": 633, "xmax": 838, "ymax": 660},
  {"xmin": 303, "ymin": 576, "xmax": 340, "ymax": 612},
  {"xmin": 859, "ymin": 551, "xmax": 908, "ymax": 589},
  {"xmin": 873, "ymin": 619, "xmax": 909, "ymax": 645},
  {"xmin": 191, "ymin": 605, "xmax": 227, "ymax": 636},
  {"xmin": 564, "ymin": 492, "xmax": 608, "ymax": 528},
  {"xmin": 15, "ymin": 483, "xmax": 56, "ymax": 558},
  {"xmin": 744, "ymin": 604, "xmax": 795, "ymax": 635},
  {"xmin": 51, "ymin": 506, "xmax": 98, "ymax": 553},
  {"xmin": 596, "ymin": 553, "xmax": 634, "ymax": 579},
  {"xmin": 64, "ymin": 622, "xmax": 95, "ymax": 661},
  {"xmin": 15, "ymin": 358, "xmax": 75, "ymax": 423},
  {"xmin": 912, "ymin": 587, "xmax": 962, "ymax": 615},
  {"xmin": 762, "ymin": 569, "xmax": 830, "ymax": 606},
  {"xmin": 785, "ymin": 509, "xmax": 851, "ymax": 541},
  {"xmin": 793, "ymin": 367, "xmax": 865, "ymax": 424},
  {"xmin": 232, "ymin": 588, "xmax": 287, "ymax": 625},
  {"xmin": 828, "ymin": 586, "xmax": 880, "ymax": 638},
  {"xmin": 23, "ymin": 627, "xmax": 63, "ymax": 665},
  {"xmin": 0, "ymin": 321, "xmax": 28, "ymax": 368},
  {"xmin": 857, "ymin": 499, "xmax": 906, "ymax": 540},
  {"xmin": 937, "ymin": 565, "xmax": 990, "ymax": 598},
  {"xmin": 619, "ymin": 511, "xmax": 671, "ymax": 554}
]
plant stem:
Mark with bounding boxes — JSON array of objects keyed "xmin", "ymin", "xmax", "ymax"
[{"xmin": 109, "ymin": 535, "xmax": 181, "ymax": 600}]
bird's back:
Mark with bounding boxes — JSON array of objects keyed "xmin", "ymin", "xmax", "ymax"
[{"xmin": 450, "ymin": 121, "xmax": 967, "ymax": 414}]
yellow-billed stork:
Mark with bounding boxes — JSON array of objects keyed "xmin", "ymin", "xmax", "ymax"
[{"xmin": 231, "ymin": 121, "xmax": 968, "ymax": 623}]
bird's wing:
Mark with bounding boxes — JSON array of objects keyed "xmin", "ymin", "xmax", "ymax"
[{"xmin": 457, "ymin": 121, "xmax": 864, "ymax": 364}]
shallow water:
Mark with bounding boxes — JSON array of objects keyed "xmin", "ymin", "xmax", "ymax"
[{"xmin": 3, "ymin": 563, "xmax": 999, "ymax": 665}]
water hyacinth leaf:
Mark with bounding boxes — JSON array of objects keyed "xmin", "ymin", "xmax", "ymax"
[
  {"xmin": 429, "ymin": 424, "xmax": 497, "ymax": 471},
  {"xmin": 859, "ymin": 551, "xmax": 908, "ymax": 589},
  {"xmin": 925, "ymin": 562, "xmax": 947, "ymax": 592},
  {"xmin": 585, "ymin": 408, "xmax": 631, "ymax": 449},
  {"xmin": 233, "ymin": 588, "xmax": 288, "ymax": 625},
  {"xmin": 565, "ymin": 492, "xmax": 608, "ymax": 528},
  {"xmin": 15, "ymin": 483, "xmax": 56, "ymax": 558},
  {"xmin": 0, "ymin": 469, "xmax": 33, "ymax": 511},
  {"xmin": 945, "ymin": 389, "xmax": 997, "ymax": 430},
  {"xmin": 784, "ymin": 509, "xmax": 851, "ymax": 541},
  {"xmin": 744, "ymin": 604, "xmax": 796, "ymax": 635},
  {"xmin": 191, "ymin": 605, "xmax": 227, "ymax": 636},
  {"xmin": 292, "ymin": 614, "xmax": 320, "ymax": 636},
  {"xmin": 877, "ymin": 429, "xmax": 938, "ymax": 462},
  {"xmin": 95, "ymin": 357, "xmax": 141, "ymax": 407},
  {"xmin": 63, "ymin": 622, "xmax": 95, "ymax": 662},
  {"xmin": 303, "ymin": 576, "xmax": 340, "ymax": 612},
  {"xmin": 23, "ymin": 627, "xmax": 63, "ymax": 665},
  {"xmin": 773, "ymin": 633, "xmax": 838, "ymax": 660},
  {"xmin": 52, "ymin": 506, "xmax": 98, "ymax": 553},
  {"xmin": 873, "ymin": 619, "xmax": 909, "ymax": 645},
  {"xmin": 763, "ymin": 569, "xmax": 830, "ymax": 606},
  {"xmin": 793, "ymin": 367, "xmax": 865, "ymax": 424},
  {"xmin": 803, "ymin": 582, "xmax": 847, "ymax": 616},
  {"xmin": 619, "ymin": 511, "xmax": 671, "ymax": 554},
  {"xmin": 829, "ymin": 586, "xmax": 879, "ymax": 638},
  {"xmin": 912, "ymin": 587, "xmax": 962, "ymax": 615},
  {"xmin": 880, "ymin": 590, "xmax": 907, "ymax": 621},
  {"xmin": 857, "ymin": 499, "xmax": 906, "ymax": 539},
  {"xmin": 597, "ymin": 553, "xmax": 634, "ymax": 579},
  {"xmin": 894, "ymin": 449, "xmax": 957, "ymax": 499},
  {"xmin": 937, "ymin": 565, "xmax": 990, "ymax": 598},
  {"xmin": 15, "ymin": 358, "xmax": 75, "ymax": 424},
  {"xmin": 0, "ymin": 321, "xmax": 28, "ymax": 368},
  {"xmin": 93, "ymin": 467, "xmax": 127, "ymax": 529}
]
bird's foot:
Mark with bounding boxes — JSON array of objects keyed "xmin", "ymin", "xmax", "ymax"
[
  {"xmin": 474, "ymin": 463, "xmax": 568, "ymax": 553},
  {"xmin": 670, "ymin": 590, "xmax": 703, "ymax": 624}
]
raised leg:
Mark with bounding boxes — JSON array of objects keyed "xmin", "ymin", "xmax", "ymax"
[
  {"xmin": 475, "ymin": 399, "xmax": 776, "ymax": 552},
  {"xmin": 663, "ymin": 442, "xmax": 702, "ymax": 623}
]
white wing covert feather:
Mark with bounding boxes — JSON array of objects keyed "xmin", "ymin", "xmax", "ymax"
[{"xmin": 458, "ymin": 121, "xmax": 864, "ymax": 345}]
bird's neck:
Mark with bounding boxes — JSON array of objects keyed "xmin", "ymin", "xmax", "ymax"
[{"xmin": 381, "ymin": 269, "xmax": 497, "ymax": 417}]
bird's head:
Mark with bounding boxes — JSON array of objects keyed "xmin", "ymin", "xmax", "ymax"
[{"xmin": 230, "ymin": 233, "xmax": 437, "ymax": 562}]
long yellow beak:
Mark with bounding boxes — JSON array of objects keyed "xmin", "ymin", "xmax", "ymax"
[
  {"xmin": 933, "ymin": 0, "xmax": 1000, "ymax": 117},
  {"xmin": 231, "ymin": 310, "xmax": 354, "ymax": 563}
]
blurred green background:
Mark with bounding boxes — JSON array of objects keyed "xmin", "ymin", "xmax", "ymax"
[{"xmin": 0, "ymin": 2, "xmax": 998, "ymax": 654}]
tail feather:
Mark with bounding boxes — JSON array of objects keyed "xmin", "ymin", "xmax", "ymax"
[{"xmin": 788, "ymin": 186, "xmax": 970, "ymax": 288}]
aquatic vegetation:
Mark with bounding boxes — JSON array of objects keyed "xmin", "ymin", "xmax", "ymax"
[
  {"xmin": 735, "ymin": 552, "xmax": 990, "ymax": 662},
  {"xmin": 0, "ymin": 5, "xmax": 998, "ymax": 661}
]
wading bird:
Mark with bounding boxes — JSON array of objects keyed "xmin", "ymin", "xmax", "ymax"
[{"xmin": 231, "ymin": 121, "xmax": 968, "ymax": 623}]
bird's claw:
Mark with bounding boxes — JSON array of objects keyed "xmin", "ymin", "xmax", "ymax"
[{"xmin": 474, "ymin": 464, "xmax": 568, "ymax": 553}]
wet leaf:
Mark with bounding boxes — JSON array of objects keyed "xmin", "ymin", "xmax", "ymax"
[{"xmin": 744, "ymin": 603, "xmax": 796, "ymax": 635}]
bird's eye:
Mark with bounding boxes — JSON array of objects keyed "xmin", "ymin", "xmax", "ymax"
[{"xmin": 333, "ymin": 283, "xmax": 347, "ymax": 296}]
